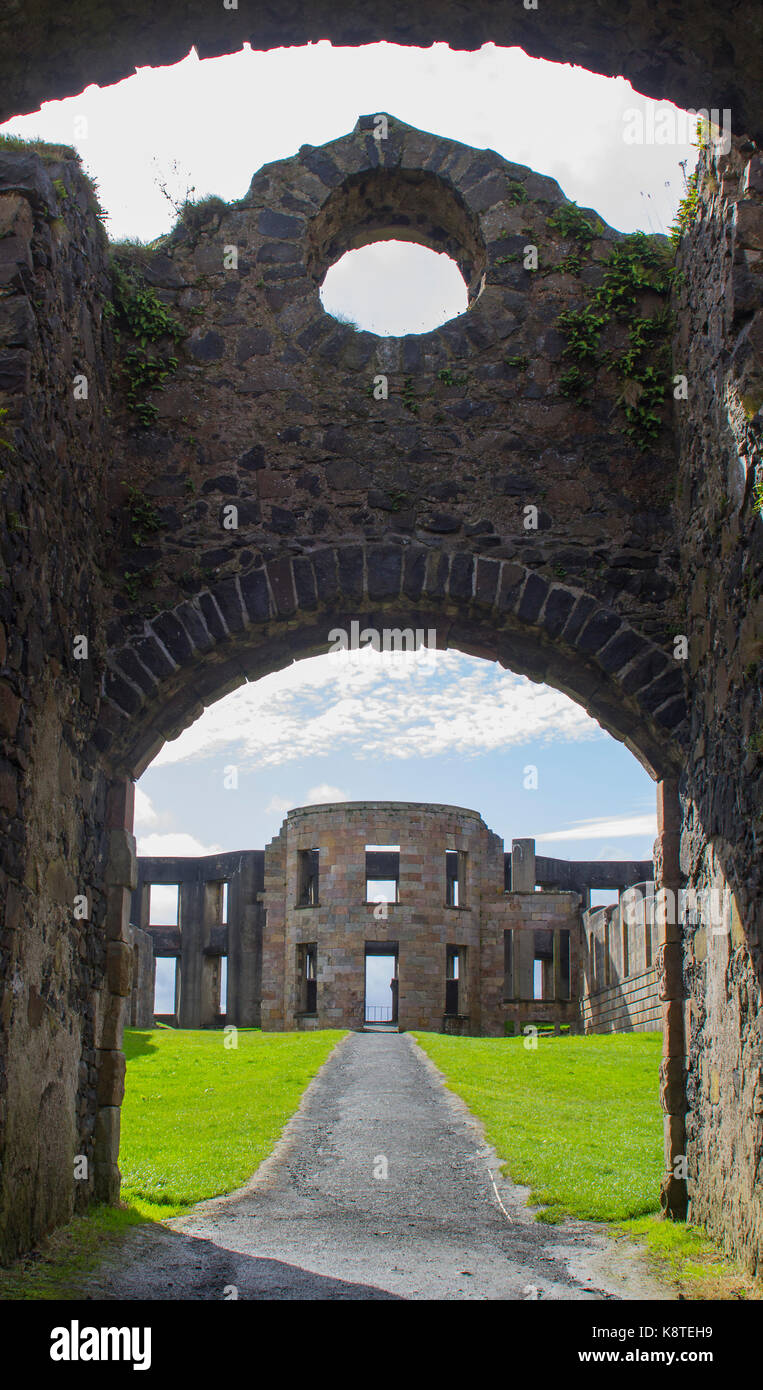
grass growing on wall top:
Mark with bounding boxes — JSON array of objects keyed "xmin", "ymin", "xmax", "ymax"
[
  {"xmin": 413, "ymin": 1030, "xmax": 663, "ymax": 1223},
  {"xmin": 120, "ymin": 1026, "xmax": 346, "ymax": 1217}
]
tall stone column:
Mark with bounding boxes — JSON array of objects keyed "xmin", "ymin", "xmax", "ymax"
[
  {"xmin": 656, "ymin": 778, "xmax": 688, "ymax": 1219},
  {"xmin": 226, "ymin": 855, "xmax": 263, "ymax": 1027},
  {"xmin": 178, "ymin": 879, "xmax": 204, "ymax": 1028},
  {"xmin": 94, "ymin": 777, "xmax": 136, "ymax": 1203}
]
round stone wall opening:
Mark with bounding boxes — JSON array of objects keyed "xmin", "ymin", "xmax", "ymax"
[{"xmin": 319, "ymin": 240, "xmax": 469, "ymax": 336}]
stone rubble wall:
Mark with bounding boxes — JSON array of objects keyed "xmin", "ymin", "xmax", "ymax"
[
  {"xmin": 0, "ymin": 148, "xmax": 118, "ymax": 1262},
  {"xmin": 674, "ymin": 138, "xmax": 763, "ymax": 1273}
]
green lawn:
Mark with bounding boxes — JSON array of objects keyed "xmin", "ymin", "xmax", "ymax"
[
  {"xmin": 413, "ymin": 1031, "xmax": 663, "ymax": 1223},
  {"xmin": 0, "ymin": 1027, "xmax": 345, "ymax": 1296},
  {"xmin": 120, "ymin": 1026, "xmax": 345, "ymax": 1218}
]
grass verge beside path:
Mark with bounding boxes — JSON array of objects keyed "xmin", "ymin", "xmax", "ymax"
[
  {"xmin": 413, "ymin": 1031, "xmax": 761, "ymax": 1299},
  {"xmin": 0, "ymin": 1027, "xmax": 345, "ymax": 1299},
  {"xmin": 120, "ymin": 1027, "xmax": 345, "ymax": 1217},
  {"xmin": 413, "ymin": 1031, "xmax": 663, "ymax": 1224}
]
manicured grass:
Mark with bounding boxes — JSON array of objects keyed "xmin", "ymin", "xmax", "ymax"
[
  {"xmin": 0, "ymin": 1026, "xmax": 344, "ymax": 1298},
  {"xmin": 413, "ymin": 1031, "xmax": 663, "ymax": 1223},
  {"xmin": 120, "ymin": 1027, "xmax": 345, "ymax": 1217}
]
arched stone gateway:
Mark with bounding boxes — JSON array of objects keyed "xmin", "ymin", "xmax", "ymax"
[
  {"xmin": 99, "ymin": 545, "xmax": 687, "ymax": 781},
  {"xmin": 0, "ymin": 107, "xmax": 760, "ymax": 1277}
]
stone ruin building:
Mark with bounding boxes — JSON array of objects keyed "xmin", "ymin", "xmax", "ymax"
[
  {"xmin": 0, "ymin": 3, "xmax": 760, "ymax": 1279},
  {"xmin": 130, "ymin": 800, "xmax": 657, "ymax": 1038}
]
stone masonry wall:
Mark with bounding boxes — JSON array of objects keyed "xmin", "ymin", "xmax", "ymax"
[
  {"xmin": 674, "ymin": 137, "xmax": 763, "ymax": 1273},
  {"xmin": 0, "ymin": 110, "xmax": 759, "ymax": 1277},
  {"xmin": 0, "ymin": 146, "xmax": 121, "ymax": 1262}
]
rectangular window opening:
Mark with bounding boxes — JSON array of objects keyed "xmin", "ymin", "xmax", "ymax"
[
  {"xmin": 221, "ymin": 881, "xmax": 229, "ymax": 925},
  {"xmin": 296, "ymin": 942, "xmax": 317, "ymax": 1013},
  {"xmin": 533, "ymin": 929, "xmax": 553, "ymax": 1001},
  {"xmin": 559, "ymin": 929, "xmax": 571, "ymax": 1000},
  {"xmin": 365, "ymin": 846, "xmax": 399, "ymax": 904},
  {"xmin": 445, "ymin": 945, "xmax": 466, "ymax": 1015},
  {"xmin": 153, "ymin": 957, "xmax": 177, "ymax": 1016},
  {"xmin": 219, "ymin": 957, "xmax": 228, "ymax": 1015},
  {"xmin": 297, "ymin": 849, "xmax": 320, "ymax": 907},
  {"xmin": 149, "ymin": 883, "xmax": 179, "ymax": 927},
  {"xmin": 503, "ymin": 929, "xmax": 514, "ymax": 1000},
  {"xmin": 445, "ymin": 850, "xmax": 467, "ymax": 908}
]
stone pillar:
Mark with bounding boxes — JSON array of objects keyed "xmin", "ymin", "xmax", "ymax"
[
  {"xmin": 655, "ymin": 778, "xmax": 688, "ymax": 1219},
  {"xmin": 511, "ymin": 838, "xmax": 536, "ymax": 893},
  {"xmin": 226, "ymin": 855, "xmax": 263, "ymax": 1027},
  {"xmin": 94, "ymin": 777, "xmax": 136, "ymax": 1204},
  {"xmin": 177, "ymin": 879, "xmax": 203, "ymax": 1028}
]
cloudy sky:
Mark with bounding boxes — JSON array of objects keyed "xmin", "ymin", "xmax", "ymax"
[
  {"xmin": 3, "ymin": 42, "xmax": 682, "ymax": 957},
  {"xmin": 1, "ymin": 41, "xmax": 696, "ymax": 333}
]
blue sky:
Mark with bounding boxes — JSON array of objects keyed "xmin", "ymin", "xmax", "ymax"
[{"xmin": 2, "ymin": 42, "xmax": 685, "ymax": 941}]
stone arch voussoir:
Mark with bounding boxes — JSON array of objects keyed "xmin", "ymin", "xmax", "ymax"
[{"xmin": 97, "ymin": 544, "xmax": 689, "ymax": 781}]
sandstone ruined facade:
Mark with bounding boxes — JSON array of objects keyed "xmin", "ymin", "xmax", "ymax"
[
  {"xmin": 133, "ymin": 803, "xmax": 658, "ymax": 1040},
  {"xmin": 0, "ymin": 11, "xmax": 760, "ymax": 1278}
]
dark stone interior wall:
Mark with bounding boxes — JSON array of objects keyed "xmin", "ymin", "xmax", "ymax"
[
  {"xmin": 1, "ymin": 1, "xmax": 760, "ymax": 140},
  {"xmin": 674, "ymin": 138, "xmax": 763, "ymax": 1272},
  {"xmin": 0, "ymin": 114, "xmax": 760, "ymax": 1274},
  {"xmin": 0, "ymin": 150, "xmax": 116, "ymax": 1260}
]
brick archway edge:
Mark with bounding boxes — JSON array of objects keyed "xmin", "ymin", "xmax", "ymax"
[{"xmin": 96, "ymin": 543, "xmax": 688, "ymax": 780}]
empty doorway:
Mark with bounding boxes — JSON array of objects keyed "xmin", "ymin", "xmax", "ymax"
[{"xmin": 364, "ymin": 943, "xmax": 399, "ymax": 1028}]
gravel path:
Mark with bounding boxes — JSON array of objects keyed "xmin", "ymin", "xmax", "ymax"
[{"xmin": 82, "ymin": 1032, "xmax": 672, "ymax": 1301}]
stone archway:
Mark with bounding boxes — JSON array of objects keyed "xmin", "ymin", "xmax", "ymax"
[
  {"xmin": 98, "ymin": 544, "xmax": 687, "ymax": 779},
  {"xmin": 92, "ymin": 537, "xmax": 690, "ymax": 1218},
  {"xmin": 0, "ymin": 91, "xmax": 759, "ymax": 1275},
  {"xmin": 1, "ymin": 2, "xmax": 760, "ymax": 139}
]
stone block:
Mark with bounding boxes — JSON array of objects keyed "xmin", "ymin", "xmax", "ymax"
[
  {"xmin": 97, "ymin": 1049, "xmax": 126, "ymax": 1107},
  {"xmin": 106, "ymin": 941, "xmax": 132, "ymax": 997},
  {"xmin": 105, "ymin": 829, "xmax": 137, "ymax": 891}
]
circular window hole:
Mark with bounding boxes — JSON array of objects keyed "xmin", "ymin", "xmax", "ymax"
[{"xmin": 319, "ymin": 240, "xmax": 469, "ymax": 336}]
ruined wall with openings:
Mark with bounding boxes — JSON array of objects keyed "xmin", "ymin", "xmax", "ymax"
[
  {"xmin": 673, "ymin": 138, "xmax": 763, "ymax": 1272},
  {"xmin": 0, "ymin": 99, "xmax": 759, "ymax": 1278},
  {"xmin": 260, "ymin": 802, "xmax": 580, "ymax": 1036},
  {"xmin": 580, "ymin": 888, "xmax": 662, "ymax": 1034}
]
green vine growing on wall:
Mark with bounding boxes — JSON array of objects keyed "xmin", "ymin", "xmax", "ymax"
[
  {"xmin": 546, "ymin": 202, "xmax": 604, "ymax": 250},
  {"xmin": 106, "ymin": 259, "xmax": 184, "ymax": 425},
  {"xmin": 122, "ymin": 484, "xmax": 164, "ymax": 548},
  {"xmin": 555, "ymin": 231, "xmax": 676, "ymax": 449}
]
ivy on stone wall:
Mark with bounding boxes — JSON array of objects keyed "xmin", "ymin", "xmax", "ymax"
[
  {"xmin": 554, "ymin": 231, "xmax": 676, "ymax": 449},
  {"xmin": 106, "ymin": 259, "xmax": 184, "ymax": 426}
]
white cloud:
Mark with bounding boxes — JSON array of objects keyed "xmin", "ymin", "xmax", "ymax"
[
  {"xmin": 136, "ymin": 831, "xmax": 224, "ymax": 858},
  {"xmin": 133, "ymin": 785, "xmax": 158, "ymax": 830},
  {"xmin": 150, "ymin": 649, "xmax": 602, "ymax": 771},
  {"xmin": 265, "ymin": 794, "xmax": 295, "ymax": 817},
  {"xmin": 536, "ymin": 813, "xmax": 657, "ymax": 842},
  {"xmin": 305, "ymin": 784, "xmax": 349, "ymax": 804}
]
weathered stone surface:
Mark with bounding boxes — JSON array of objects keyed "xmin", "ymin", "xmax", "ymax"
[{"xmin": 0, "ymin": 116, "xmax": 759, "ymax": 1280}]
